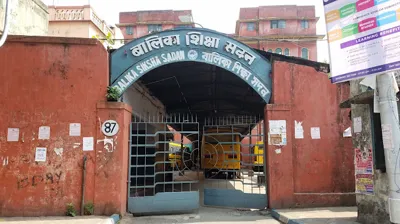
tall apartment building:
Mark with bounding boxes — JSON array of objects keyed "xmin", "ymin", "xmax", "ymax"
[
  {"xmin": 47, "ymin": 5, "xmax": 124, "ymax": 48},
  {"xmin": 117, "ymin": 10, "xmax": 195, "ymax": 40},
  {"xmin": 233, "ymin": 5, "xmax": 324, "ymax": 61}
]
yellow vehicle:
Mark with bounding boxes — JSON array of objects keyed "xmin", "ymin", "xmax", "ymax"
[
  {"xmin": 201, "ymin": 129, "xmax": 241, "ymax": 179},
  {"xmin": 168, "ymin": 142, "xmax": 184, "ymax": 170},
  {"xmin": 168, "ymin": 142, "xmax": 192, "ymax": 170},
  {"xmin": 251, "ymin": 141, "xmax": 264, "ymax": 172}
]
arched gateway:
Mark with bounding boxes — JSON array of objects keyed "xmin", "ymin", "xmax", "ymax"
[
  {"xmin": 110, "ymin": 28, "xmax": 271, "ymax": 215},
  {"xmin": 110, "ymin": 28, "xmax": 272, "ymax": 103}
]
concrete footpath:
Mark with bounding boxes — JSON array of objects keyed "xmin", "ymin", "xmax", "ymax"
[
  {"xmin": 271, "ymin": 207, "xmax": 359, "ymax": 224},
  {"xmin": 0, "ymin": 215, "xmax": 119, "ymax": 224}
]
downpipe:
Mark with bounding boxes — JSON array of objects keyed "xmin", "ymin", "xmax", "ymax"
[
  {"xmin": 0, "ymin": 0, "xmax": 11, "ymax": 48},
  {"xmin": 377, "ymin": 73, "xmax": 400, "ymax": 223},
  {"xmin": 81, "ymin": 155, "xmax": 87, "ymax": 216}
]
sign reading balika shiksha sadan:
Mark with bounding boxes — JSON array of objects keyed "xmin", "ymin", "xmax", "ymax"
[
  {"xmin": 110, "ymin": 28, "xmax": 272, "ymax": 103},
  {"xmin": 324, "ymin": 0, "xmax": 400, "ymax": 83}
]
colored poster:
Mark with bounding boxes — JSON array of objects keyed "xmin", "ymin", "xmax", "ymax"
[
  {"xmin": 323, "ymin": 0, "xmax": 400, "ymax": 83},
  {"xmin": 356, "ymin": 174, "xmax": 374, "ymax": 194},
  {"xmin": 354, "ymin": 148, "xmax": 373, "ymax": 174},
  {"xmin": 268, "ymin": 120, "xmax": 287, "ymax": 145}
]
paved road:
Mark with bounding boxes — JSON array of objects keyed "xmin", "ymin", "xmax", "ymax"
[
  {"xmin": 121, "ymin": 206, "xmax": 281, "ymax": 224},
  {"xmin": 0, "ymin": 216, "xmax": 111, "ymax": 224}
]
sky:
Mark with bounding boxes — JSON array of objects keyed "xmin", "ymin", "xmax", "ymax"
[{"xmin": 43, "ymin": 0, "xmax": 330, "ymax": 62}]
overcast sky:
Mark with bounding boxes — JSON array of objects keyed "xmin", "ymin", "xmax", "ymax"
[{"xmin": 43, "ymin": 0, "xmax": 330, "ymax": 62}]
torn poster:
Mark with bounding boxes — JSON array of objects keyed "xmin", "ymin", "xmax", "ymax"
[
  {"xmin": 294, "ymin": 121, "xmax": 304, "ymax": 139},
  {"xmin": 7, "ymin": 128, "xmax": 19, "ymax": 142},
  {"xmin": 343, "ymin": 127, "xmax": 352, "ymax": 137}
]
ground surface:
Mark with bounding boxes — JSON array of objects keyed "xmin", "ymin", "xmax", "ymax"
[
  {"xmin": 0, "ymin": 216, "xmax": 110, "ymax": 224},
  {"xmin": 121, "ymin": 206, "xmax": 280, "ymax": 224},
  {"xmin": 274, "ymin": 207, "xmax": 359, "ymax": 224}
]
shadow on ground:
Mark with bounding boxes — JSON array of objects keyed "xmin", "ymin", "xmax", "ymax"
[{"xmin": 121, "ymin": 206, "xmax": 280, "ymax": 224}]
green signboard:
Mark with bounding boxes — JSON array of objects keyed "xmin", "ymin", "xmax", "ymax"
[{"xmin": 110, "ymin": 28, "xmax": 272, "ymax": 103}]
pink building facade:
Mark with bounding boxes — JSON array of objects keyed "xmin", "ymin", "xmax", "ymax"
[
  {"xmin": 233, "ymin": 5, "xmax": 324, "ymax": 61},
  {"xmin": 117, "ymin": 10, "xmax": 195, "ymax": 40}
]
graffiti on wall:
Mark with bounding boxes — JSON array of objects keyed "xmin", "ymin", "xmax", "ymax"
[{"xmin": 17, "ymin": 171, "xmax": 63, "ymax": 189}]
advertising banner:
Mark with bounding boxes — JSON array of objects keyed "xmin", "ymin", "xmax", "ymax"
[
  {"xmin": 323, "ymin": 0, "xmax": 400, "ymax": 83},
  {"xmin": 354, "ymin": 148, "xmax": 374, "ymax": 194}
]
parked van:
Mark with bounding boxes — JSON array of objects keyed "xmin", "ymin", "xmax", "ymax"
[{"xmin": 201, "ymin": 129, "xmax": 240, "ymax": 179}]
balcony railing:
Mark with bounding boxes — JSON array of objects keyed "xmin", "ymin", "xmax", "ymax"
[{"xmin": 55, "ymin": 9, "xmax": 84, "ymax": 20}]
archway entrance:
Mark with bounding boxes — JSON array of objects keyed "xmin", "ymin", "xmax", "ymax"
[{"xmin": 110, "ymin": 28, "xmax": 272, "ymax": 215}]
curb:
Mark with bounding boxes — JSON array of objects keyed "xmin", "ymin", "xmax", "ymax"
[
  {"xmin": 103, "ymin": 214, "xmax": 120, "ymax": 224},
  {"xmin": 270, "ymin": 209, "xmax": 304, "ymax": 224}
]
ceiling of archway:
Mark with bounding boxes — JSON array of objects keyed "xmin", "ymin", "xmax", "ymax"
[{"xmin": 136, "ymin": 61, "xmax": 265, "ymax": 122}]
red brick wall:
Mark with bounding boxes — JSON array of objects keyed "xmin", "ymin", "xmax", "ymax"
[
  {"xmin": 266, "ymin": 61, "xmax": 354, "ymax": 208},
  {"xmin": 0, "ymin": 36, "xmax": 109, "ymax": 216}
]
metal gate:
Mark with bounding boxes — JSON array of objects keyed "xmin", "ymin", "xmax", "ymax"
[
  {"xmin": 128, "ymin": 114, "xmax": 200, "ymax": 215},
  {"xmin": 202, "ymin": 116, "xmax": 267, "ymax": 209}
]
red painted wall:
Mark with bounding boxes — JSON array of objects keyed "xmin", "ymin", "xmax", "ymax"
[
  {"xmin": 265, "ymin": 61, "xmax": 354, "ymax": 208},
  {"xmin": 0, "ymin": 36, "xmax": 109, "ymax": 216}
]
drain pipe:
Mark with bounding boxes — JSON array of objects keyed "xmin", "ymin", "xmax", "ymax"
[
  {"xmin": 0, "ymin": 0, "xmax": 11, "ymax": 48},
  {"xmin": 376, "ymin": 73, "xmax": 400, "ymax": 223},
  {"xmin": 81, "ymin": 155, "xmax": 88, "ymax": 216}
]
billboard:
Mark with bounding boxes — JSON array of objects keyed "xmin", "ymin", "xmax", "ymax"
[{"xmin": 324, "ymin": 0, "xmax": 400, "ymax": 83}]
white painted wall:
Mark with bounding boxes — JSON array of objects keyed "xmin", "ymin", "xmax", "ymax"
[
  {"xmin": 123, "ymin": 82, "xmax": 167, "ymax": 141},
  {"xmin": 123, "ymin": 82, "xmax": 166, "ymax": 119},
  {"xmin": 0, "ymin": 0, "xmax": 48, "ymax": 35}
]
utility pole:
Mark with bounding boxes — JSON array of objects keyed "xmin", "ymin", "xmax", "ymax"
[{"xmin": 377, "ymin": 73, "xmax": 400, "ymax": 223}]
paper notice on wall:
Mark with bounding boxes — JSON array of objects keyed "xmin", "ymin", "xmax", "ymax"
[
  {"xmin": 374, "ymin": 90, "xmax": 380, "ymax": 113},
  {"xmin": 382, "ymin": 124, "xmax": 393, "ymax": 149},
  {"xmin": 343, "ymin": 127, "xmax": 352, "ymax": 137},
  {"xmin": 69, "ymin": 123, "xmax": 81, "ymax": 136},
  {"xmin": 83, "ymin": 137, "xmax": 94, "ymax": 151},
  {"xmin": 355, "ymin": 174, "xmax": 374, "ymax": 195},
  {"xmin": 7, "ymin": 128, "xmax": 19, "ymax": 142},
  {"xmin": 38, "ymin": 126, "xmax": 50, "ymax": 140},
  {"xmin": 294, "ymin": 121, "xmax": 304, "ymax": 139},
  {"xmin": 354, "ymin": 148, "xmax": 373, "ymax": 175},
  {"xmin": 311, "ymin": 127, "xmax": 320, "ymax": 139},
  {"xmin": 268, "ymin": 120, "xmax": 287, "ymax": 145},
  {"xmin": 35, "ymin": 147, "xmax": 47, "ymax": 162},
  {"xmin": 353, "ymin": 117, "xmax": 362, "ymax": 133}
]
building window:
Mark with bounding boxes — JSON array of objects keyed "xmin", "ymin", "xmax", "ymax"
[
  {"xmin": 271, "ymin": 20, "xmax": 286, "ymax": 29},
  {"xmin": 284, "ymin": 48, "xmax": 290, "ymax": 56},
  {"xmin": 148, "ymin": 24, "xmax": 163, "ymax": 33},
  {"xmin": 275, "ymin": 48, "xmax": 282, "ymax": 54},
  {"xmin": 126, "ymin": 26, "xmax": 133, "ymax": 35},
  {"xmin": 301, "ymin": 48, "xmax": 309, "ymax": 59},
  {"xmin": 247, "ymin": 22, "xmax": 255, "ymax": 31},
  {"xmin": 267, "ymin": 49, "xmax": 273, "ymax": 53},
  {"xmin": 301, "ymin": 20, "xmax": 309, "ymax": 29}
]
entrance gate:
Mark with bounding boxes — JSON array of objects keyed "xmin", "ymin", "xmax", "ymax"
[
  {"xmin": 202, "ymin": 116, "xmax": 267, "ymax": 209},
  {"xmin": 128, "ymin": 114, "xmax": 267, "ymax": 214},
  {"xmin": 128, "ymin": 115, "xmax": 200, "ymax": 215}
]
